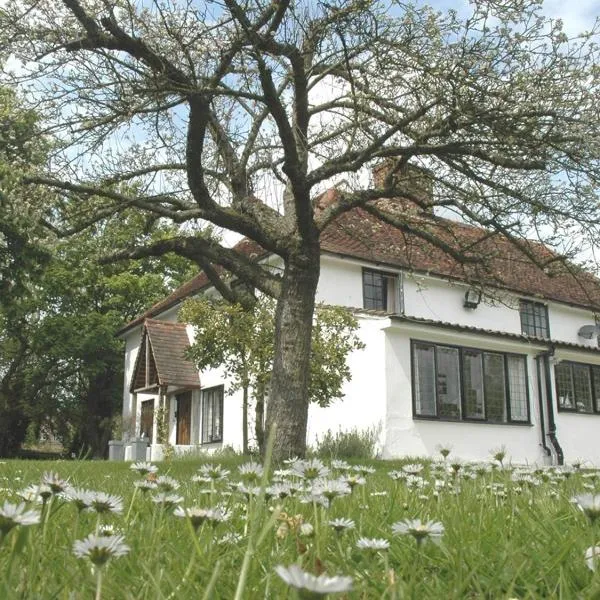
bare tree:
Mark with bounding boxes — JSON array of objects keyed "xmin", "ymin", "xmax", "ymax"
[{"xmin": 2, "ymin": 0, "xmax": 600, "ymax": 458}]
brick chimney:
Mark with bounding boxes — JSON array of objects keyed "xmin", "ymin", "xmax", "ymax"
[{"xmin": 372, "ymin": 160, "xmax": 434, "ymax": 215}]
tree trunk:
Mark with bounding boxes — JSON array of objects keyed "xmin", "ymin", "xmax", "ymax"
[
  {"xmin": 242, "ymin": 384, "xmax": 248, "ymax": 454},
  {"xmin": 266, "ymin": 252, "xmax": 320, "ymax": 461},
  {"xmin": 254, "ymin": 382, "xmax": 265, "ymax": 455}
]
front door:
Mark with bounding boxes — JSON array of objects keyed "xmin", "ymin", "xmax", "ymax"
[
  {"xmin": 140, "ymin": 400, "xmax": 154, "ymax": 440},
  {"xmin": 176, "ymin": 392, "xmax": 192, "ymax": 445}
]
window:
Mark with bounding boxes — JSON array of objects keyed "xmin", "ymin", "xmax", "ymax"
[
  {"xmin": 412, "ymin": 341, "xmax": 530, "ymax": 423},
  {"xmin": 362, "ymin": 269, "xmax": 400, "ymax": 312},
  {"xmin": 140, "ymin": 400, "xmax": 154, "ymax": 439},
  {"xmin": 555, "ymin": 361, "xmax": 600, "ymax": 413},
  {"xmin": 201, "ymin": 386, "xmax": 224, "ymax": 443},
  {"xmin": 519, "ymin": 300, "xmax": 549, "ymax": 338}
]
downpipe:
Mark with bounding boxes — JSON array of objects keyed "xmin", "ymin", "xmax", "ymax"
[
  {"xmin": 535, "ymin": 355, "xmax": 552, "ymax": 460},
  {"xmin": 538, "ymin": 346, "xmax": 564, "ymax": 466}
]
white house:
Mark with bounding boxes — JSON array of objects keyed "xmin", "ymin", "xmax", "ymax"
[{"xmin": 117, "ymin": 197, "xmax": 600, "ymax": 465}]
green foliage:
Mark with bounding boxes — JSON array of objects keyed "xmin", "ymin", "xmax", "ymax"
[
  {"xmin": 314, "ymin": 426, "xmax": 380, "ymax": 460},
  {"xmin": 182, "ymin": 298, "xmax": 364, "ymax": 408},
  {"xmin": 2, "ymin": 457, "xmax": 600, "ymax": 598}
]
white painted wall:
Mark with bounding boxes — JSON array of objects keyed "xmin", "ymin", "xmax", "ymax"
[
  {"xmin": 306, "ymin": 315, "xmax": 388, "ymax": 451},
  {"xmin": 119, "ymin": 252, "xmax": 600, "ymax": 464},
  {"xmin": 383, "ymin": 323, "xmax": 546, "ymax": 464}
]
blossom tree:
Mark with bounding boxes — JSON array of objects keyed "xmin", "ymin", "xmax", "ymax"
[{"xmin": 2, "ymin": 0, "xmax": 600, "ymax": 458}]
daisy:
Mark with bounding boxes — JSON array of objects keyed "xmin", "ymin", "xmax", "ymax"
[
  {"xmin": 130, "ymin": 462, "xmax": 158, "ymax": 475},
  {"xmin": 268, "ymin": 482, "xmax": 293, "ymax": 499},
  {"xmin": 299, "ymin": 523, "xmax": 314, "ymax": 537},
  {"xmin": 73, "ymin": 534, "xmax": 129, "ymax": 567},
  {"xmin": 331, "ymin": 459, "xmax": 351, "ymax": 471},
  {"xmin": 88, "ymin": 492, "xmax": 124, "ymax": 515},
  {"xmin": 312, "ymin": 479, "xmax": 351, "ymax": 502},
  {"xmin": 352, "ymin": 465, "xmax": 376, "ymax": 476},
  {"xmin": 356, "ymin": 537, "xmax": 390, "ymax": 551},
  {"xmin": 65, "ymin": 488, "xmax": 95, "ymax": 512},
  {"xmin": 152, "ymin": 493, "xmax": 183, "ymax": 509},
  {"xmin": 329, "ymin": 518, "xmax": 355, "ymax": 533},
  {"xmin": 41, "ymin": 472, "xmax": 69, "ymax": 495},
  {"xmin": 133, "ymin": 480, "xmax": 158, "ymax": 493},
  {"xmin": 292, "ymin": 458, "xmax": 330, "ymax": 481},
  {"xmin": 197, "ymin": 464, "xmax": 230, "ymax": 480},
  {"xmin": 275, "ymin": 564, "xmax": 352, "ymax": 596},
  {"xmin": 585, "ymin": 546, "xmax": 600, "ymax": 571},
  {"xmin": 238, "ymin": 462, "xmax": 264, "ymax": 482},
  {"xmin": 572, "ymin": 494, "xmax": 600, "ymax": 523},
  {"xmin": 155, "ymin": 476, "xmax": 180, "ymax": 491},
  {"xmin": 402, "ymin": 463, "xmax": 424, "ymax": 475},
  {"xmin": 343, "ymin": 474, "xmax": 366, "ymax": 490},
  {"xmin": 0, "ymin": 501, "xmax": 41, "ymax": 536},
  {"xmin": 173, "ymin": 506, "xmax": 229, "ymax": 529},
  {"xmin": 392, "ymin": 519, "xmax": 444, "ymax": 545},
  {"xmin": 219, "ymin": 532, "xmax": 243, "ymax": 545}
]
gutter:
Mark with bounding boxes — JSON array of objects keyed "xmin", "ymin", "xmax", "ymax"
[
  {"xmin": 535, "ymin": 355, "xmax": 552, "ymax": 460},
  {"xmin": 538, "ymin": 345, "xmax": 564, "ymax": 465}
]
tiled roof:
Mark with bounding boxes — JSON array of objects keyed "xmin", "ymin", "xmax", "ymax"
[
  {"xmin": 384, "ymin": 313, "xmax": 600, "ymax": 355},
  {"xmin": 130, "ymin": 320, "xmax": 200, "ymax": 391},
  {"xmin": 321, "ymin": 207, "xmax": 600, "ymax": 311},
  {"xmin": 117, "ymin": 238, "xmax": 265, "ymax": 336},
  {"xmin": 118, "ymin": 206, "xmax": 600, "ymax": 336}
]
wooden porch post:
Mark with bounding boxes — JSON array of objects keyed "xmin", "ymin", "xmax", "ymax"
[{"xmin": 130, "ymin": 392, "xmax": 138, "ymax": 440}]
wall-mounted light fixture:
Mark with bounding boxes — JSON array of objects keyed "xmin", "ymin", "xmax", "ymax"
[{"xmin": 463, "ymin": 288, "xmax": 482, "ymax": 309}]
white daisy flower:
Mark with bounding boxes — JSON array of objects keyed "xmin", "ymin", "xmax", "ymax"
[
  {"xmin": 88, "ymin": 492, "xmax": 124, "ymax": 515},
  {"xmin": 73, "ymin": 534, "xmax": 129, "ymax": 567},
  {"xmin": 267, "ymin": 482, "xmax": 293, "ymax": 499},
  {"xmin": 219, "ymin": 532, "xmax": 243, "ymax": 545},
  {"xmin": 572, "ymin": 494, "xmax": 600, "ymax": 523},
  {"xmin": 133, "ymin": 480, "xmax": 158, "ymax": 492},
  {"xmin": 312, "ymin": 479, "xmax": 351, "ymax": 501},
  {"xmin": 402, "ymin": 463, "xmax": 424, "ymax": 475},
  {"xmin": 331, "ymin": 459, "xmax": 351, "ymax": 471},
  {"xmin": 585, "ymin": 546, "xmax": 600, "ymax": 571},
  {"xmin": 299, "ymin": 523, "xmax": 314, "ymax": 537},
  {"xmin": 238, "ymin": 484, "xmax": 262, "ymax": 500},
  {"xmin": 16, "ymin": 485, "xmax": 43, "ymax": 504},
  {"xmin": 356, "ymin": 537, "xmax": 390, "ymax": 551},
  {"xmin": 352, "ymin": 465, "xmax": 376, "ymax": 476},
  {"xmin": 130, "ymin": 462, "xmax": 158, "ymax": 475},
  {"xmin": 388, "ymin": 470, "xmax": 406, "ymax": 481},
  {"xmin": 173, "ymin": 506, "xmax": 230, "ymax": 529},
  {"xmin": 329, "ymin": 518, "xmax": 355, "ymax": 533},
  {"xmin": 392, "ymin": 519, "xmax": 444, "ymax": 545},
  {"xmin": 155, "ymin": 476, "xmax": 180, "ymax": 491},
  {"xmin": 292, "ymin": 459, "xmax": 330, "ymax": 481},
  {"xmin": 343, "ymin": 474, "xmax": 366, "ymax": 489},
  {"xmin": 197, "ymin": 464, "xmax": 230, "ymax": 480},
  {"xmin": 65, "ymin": 488, "xmax": 95, "ymax": 512},
  {"xmin": 152, "ymin": 493, "xmax": 183, "ymax": 509},
  {"xmin": 238, "ymin": 462, "xmax": 264, "ymax": 482},
  {"xmin": 41, "ymin": 472, "xmax": 69, "ymax": 495},
  {"xmin": 299, "ymin": 492, "xmax": 330, "ymax": 509},
  {"xmin": 0, "ymin": 501, "xmax": 41, "ymax": 535},
  {"xmin": 275, "ymin": 564, "xmax": 352, "ymax": 596}
]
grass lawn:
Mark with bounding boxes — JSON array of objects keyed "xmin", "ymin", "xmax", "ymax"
[{"xmin": 1, "ymin": 451, "xmax": 600, "ymax": 599}]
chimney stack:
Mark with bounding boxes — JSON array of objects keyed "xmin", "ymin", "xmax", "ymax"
[{"xmin": 372, "ymin": 160, "xmax": 433, "ymax": 215}]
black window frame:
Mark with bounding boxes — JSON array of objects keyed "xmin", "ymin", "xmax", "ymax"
[
  {"xmin": 555, "ymin": 360, "xmax": 600, "ymax": 415},
  {"xmin": 362, "ymin": 268, "xmax": 399, "ymax": 312},
  {"xmin": 201, "ymin": 385, "xmax": 224, "ymax": 444},
  {"xmin": 411, "ymin": 340, "xmax": 531, "ymax": 425},
  {"xmin": 519, "ymin": 300, "xmax": 550, "ymax": 338}
]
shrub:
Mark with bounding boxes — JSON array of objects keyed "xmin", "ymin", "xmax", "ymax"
[{"xmin": 314, "ymin": 425, "xmax": 380, "ymax": 460}]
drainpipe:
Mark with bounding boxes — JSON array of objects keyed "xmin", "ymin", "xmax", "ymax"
[
  {"xmin": 535, "ymin": 356, "xmax": 552, "ymax": 459},
  {"xmin": 539, "ymin": 346, "xmax": 564, "ymax": 465}
]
